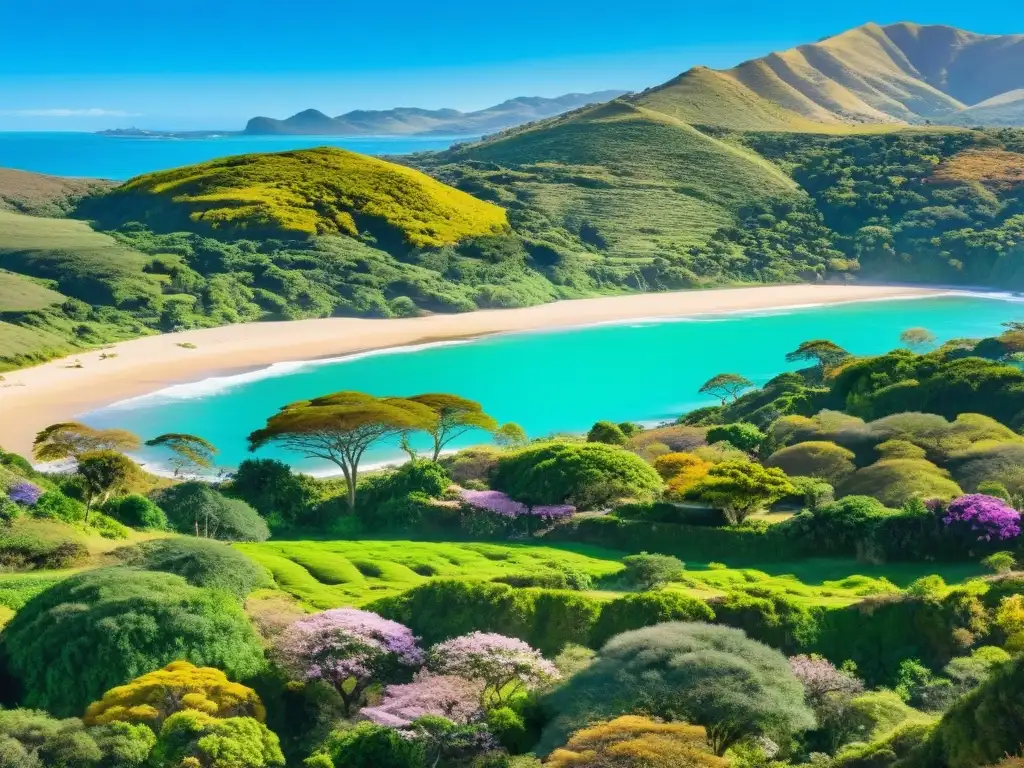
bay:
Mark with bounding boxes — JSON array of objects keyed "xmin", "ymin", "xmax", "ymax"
[{"xmin": 82, "ymin": 294, "xmax": 1024, "ymax": 474}]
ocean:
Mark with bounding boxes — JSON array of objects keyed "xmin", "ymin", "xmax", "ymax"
[
  {"xmin": 81, "ymin": 294, "xmax": 1024, "ymax": 474},
  {"xmin": 0, "ymin": 132, "xmax": 465, "ymax": 180}
]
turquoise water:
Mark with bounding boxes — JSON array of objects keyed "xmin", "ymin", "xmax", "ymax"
[
  {"xmin": 82, "ymin": 294, "xmax": 1023, "ymax": 475},
  {"xmin": 0, "ymin": 132, "xmax": 465, "ymax": 180}
]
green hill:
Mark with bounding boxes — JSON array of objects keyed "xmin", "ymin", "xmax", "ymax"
[
  {"xmin": 85, "ymin": 146, "xmax": 509, "ymax": 248},
  {"xmin": 414, "ymin": 100, "xmax": 817, "ymax": 281}
]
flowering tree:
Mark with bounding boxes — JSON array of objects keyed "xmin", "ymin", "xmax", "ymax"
[
  {"xmin": 943, "ymin": 494, "xmax": 1021, "ymax": 542},
  {"xmin": 275, "ymin": 608, "xmax": 424, "ymax": 715},
  {"xmin": 8, "ymin": 481, "xmax": 43, "ymax": 506},
  {"xmin": 789, "ymin": 655, "xmax": 864, "ymax": 752},
  {"xmin": 459, "ymin": 489, "xmax": 575, "ymax": 520},
  {"xmin": 360, "ymin": 672, "xmax": 485, "ymax": 728},
  {"xmin": 427, "ymin": 632, "xmax": 559, "ymax": 708}
]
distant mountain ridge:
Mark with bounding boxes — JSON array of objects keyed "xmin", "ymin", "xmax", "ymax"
[
  {"xmin": 629, "ymin": 22, "xmax": 1024, "ymax": 130},
  {"xmin": 243, "ymin": 91, "xmax": 628, "ymax": 136}
]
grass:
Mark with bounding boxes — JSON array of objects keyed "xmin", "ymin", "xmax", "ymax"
[
  {"xmin": 0, "ymin": 168, "xmax": 114, "ymax": 218},
  {"xmin": 0, "ymin": 269, "xmax": 65, "ymax": 312},
  {"xmin": 233, "ymin": 538, "xmax": 989, "ymax": 612},
  {"xmin": 234, "ymin": 540, "xmax": 625, "ymax": 608},
  {"xmin": 422, "ymin": 100, "xmax": 802, "ymax": 260},
  {"xmin": 931, "ymin": 148, "xmax": 1024, "ymax": 187},
  {"xmin": 97, "ymin": 147, "xmax": 509, "ymax": 247}
]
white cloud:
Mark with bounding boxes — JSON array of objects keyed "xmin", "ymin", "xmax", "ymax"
[{"xmin": 0, "ymin": 108, "xmax": 141, "ymax": 117}]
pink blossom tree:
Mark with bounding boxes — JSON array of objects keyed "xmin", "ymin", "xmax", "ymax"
[
  {"xmin": 276, "ymin": 608, "xmax": 424, "ymax": 715},
  {"xmin": 427, "ymin": 632, "xmax": 559, "ymax": 709},
  {"xmin": 361, "ymin": 672, "xmax": 485, "ymax": 728}
]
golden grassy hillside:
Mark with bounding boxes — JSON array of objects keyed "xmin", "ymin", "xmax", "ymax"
[
  {"xmin": 629, "ymin": 22, "xmax": 1024, "ymax": 132},
  {"xmin": 107, "ymin": 147, "xmax": 509, "ymax": 247},
  {"xmin": 930, "ymin": 149, "xmax": 1024, "ymax": 188}
]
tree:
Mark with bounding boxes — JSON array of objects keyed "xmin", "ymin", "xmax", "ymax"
[
  {"xmin": 407, "ymin": 394, "xmax": 499, "ymax": 461},
  {"xmin": 699, "ymin": 374, "xmax": 754, "ymax": 406},
  {"xmin": 247, "ymin": 391, "xmax": 436, "ymax": 511},
  {"xmin": 539, "ymin": 623, "xmax": 814, "ymax": 756},
  {"xmin": 427, "ymin": 632, "xmax": 559, "ymax": 709},
  {"xmin": 785, "ymin": 340, "xmax": 850, "ymax": 378},
  {"xmin": 33, "ymin": 422, "xmax": 140, "ymax": 462},
  {"xmin": 361, "ymin": 672, "xmax": 485, "ymax": 728},
  {"xmin": 900, "ymin": 327, "xmax": 937, "ymax": 352},
  {"xmin": 587, "ymin": 421, "xmax": 628, "ymax": 446},
  {"xmin": 144, "ymin": 433, "xmax": 218, "ymax": 477},
  {"xmin": 154, "ymin": 482, "xmax": 269, "ymax": 541},
  {"xmin": 305, "ymin": 721, "xmax": 425, "ymax": 768},
  {"xmin": 493, "ymin": 422, "xmax": 528, "ymax": 448},
  {"xmin": 0, "ymin": 568, "xmax": 265, "ymax": 716},
  {"xmin": 789, "ymin": 655, "xmax": 864, "ymax": 751},
  {"xmin": 84, "ymin": 661, "xmax": 266, "ymax": 728},
  {"xmin": 150, "ymin": 710, "xmax": 284, "ymax": 768},
  {"xmin": 275, "ymin": 608, "xmax": 424, "ymax": 716},
  {"xmin": 76, "ymin": 450, "xmax": 143, "ymax": 521},
  {"xmin": 228, "ymin": 458, "xmax": 317, "ymax": 523},
  {"xmin": 546, "ymin": 716, "xmax": 726, "ymax": 768},
  {"xmin": 687, "ymin": 461, "xmax": 795, "ymax": 525},
  {"xmin": 705, "ymin": 423, "xmax": 765, "ymax": 455}
]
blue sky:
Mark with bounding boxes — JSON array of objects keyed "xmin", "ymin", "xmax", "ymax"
[{"xmin": 2, "ymin": 0, "xmax": 1023, "ymax": 131}]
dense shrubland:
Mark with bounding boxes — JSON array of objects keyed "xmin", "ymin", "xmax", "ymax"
[{"xmin": 3, "ymin": 328, "xmax": 1024, "ymax": 766}]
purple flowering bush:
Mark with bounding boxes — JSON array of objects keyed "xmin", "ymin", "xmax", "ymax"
[
  {"xmin": 942, "ymin": 494, "xmax": 1021, "ymax": 542},
  {"xmin": 458, "ymin": 488, "xmax": 574, "ymax": 537},
  {"xmin": 276, "ymin": 608, "xmax": 424, "ymax": 715},
  {"xmin": 8, "ymin": 481, "xmax": 43, "ymax": 507},
  {"xmin": 427, "ymin": 632, "xmax": 559, "ymax": 708},
  {"xmin": 361, "ymin": 672, "xmax": 485, "ymax": 728}
]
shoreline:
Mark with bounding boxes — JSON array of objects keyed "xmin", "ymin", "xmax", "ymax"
[{"xmin": 0, "ymin": 284, "xmax": 943, "ymax": 457}]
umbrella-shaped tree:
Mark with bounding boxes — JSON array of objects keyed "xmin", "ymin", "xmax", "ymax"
[
  {"xmin": 247, "ymin": 391, "xmax": 437, "ymax": 511},
  {"xmin": 144, "ymin": 433, "xmax": 218, "ymax": 477},
  {"xmin": 408, "ymin": 393, "xmax": 499, "ymax": 461}
]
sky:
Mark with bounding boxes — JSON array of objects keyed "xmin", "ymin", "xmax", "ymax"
[{"xmin": 2, "ymin": 0, "xmax": 1023, "ymax": 131}]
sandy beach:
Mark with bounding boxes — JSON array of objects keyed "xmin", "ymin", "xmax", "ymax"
[{"xmin": 0, "ymin": 284, "xmax": 941, "ymax": 457}]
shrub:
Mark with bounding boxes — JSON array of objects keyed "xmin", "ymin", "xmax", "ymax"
[
  {"xmin": 84, "ymin": 660, "xmax": 266, "ymax": 727},
  {"xmin": 652, "ymin": 453, "xmax": 712, "ymax": 499},
  {"xmin": 705, "ymin": 423, "xmax": 765, "ymax": 454},
  {"xmin": 982, "ymin": 551, "xmax": 1017, "ymax": 574},
  {"xmin": 492, "ymin": 443, "xmax": 663, "ymax": 510},
  {"xmin": 306, "ymin": 721, "xmax": 425, "ymax": 768},
  {"xmin": 787, "ymin": 476, "xmax": 836, "ymax": 511},
  {"xmin": 540, "ymin": 623, "xmax": 815, "ymax": 756},
  {"xmin": 712, "ymin": 591, "xmax": 821, "ymax": 654},
  {"xmin": 586, "ymin": 421, "xmax": 627, "ymax": 446},
  {"xmin": 590, "ymin": 592, "xmax": 714, "ymax": 648},
  {"xmin": 917, "ymin": 654, "xmax": 1024, "ymax": 768},
  {"xmin": 0, "ymin": 708, "xmax": 156, "ymax": 768},
  {"xmin": 836, "ymin": 458, "xmax": 963, "ymax": 507},
  {"xmin": 103, "ymin": 493, "xmax": 168, "ymax": 529},
  {"xmin": 7, "ymin": 481, "xmax": 43, "ymax": 507},
  {"xmin": 151, "ymin": 710, "xmax": 284, "ymax": 768},
  {"xmin": 357, "ymin": 461, "xmax": 450, "ymax": 530},
  {"xmin": 31, "ymin": 490, "xmax": 86, "ymax": 523},
  {"xmin": 113, "ymin": 537, "xmax": 271, "ymax": 598},
  {"xmin": 228, "ymin": 458, "xmax": 320, "ymax": 525},
  {"xmin": 619, "ymin": 552, "xmax": 684, "ymax": 590},
  {"xmin": 765, "ymin": 441, "xmax": 857, "ymax": 484},
  {"xmin": 154, "ymin": 482, "xmax": 270, "ymax": 541},
  {"xmin": 440, "ymin": 446, "xmax": 502, "ymax": 487},
  {"xmin": 546, "ymin": 716, "xmax": 726, "ymax": 768},
  {"xmin": 942, "ymin": 494, "xmax": 1021, "ymax": 542},
  {"xmin": 0, "ymin": 568, "xmax": 265, "ymax": 715},
  {"xmin": 0, "ymin": 517, "xmax": 88, "ymax": 569},
  {"xmin": 613, "ymin": 501, "xmax": 725, "ymax": 526}
]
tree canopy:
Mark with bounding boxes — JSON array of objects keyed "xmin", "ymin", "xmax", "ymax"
[
  {"xmin": 247, "ymin": 391, "xmax": 437, "ymax": 511},
  {"xmin": 0, "ymin": 568, "xmax": 265, "ymax": 716},
  {"xmin": 144, "ymin": 433, "xmax": 218, "ymax": 476},
  {"xmin": 407, "ymin": 394, "xmax": 498, "ymax": 461},
  {"xmin": 33, "ymin": 422, "xmax": 140, "ymax": 462},
  {"xmin": 547, "ymin": 716, "xmax": 727, "ymax": 768},
  {"xmin": 686, "ymin": 461, "xmax": 794, "ymax": 524},
  {"xmin": 699, "ymin": 374, "xmax": 754, "ymax": 406},
  {"xmin": 539, "ymin": 622, "xmax": 814, "ymax": 756}
]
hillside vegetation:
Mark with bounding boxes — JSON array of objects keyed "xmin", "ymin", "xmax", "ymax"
[{"xmin": 84, "ymin": 147, "xmax": 509, "ymax": 247}]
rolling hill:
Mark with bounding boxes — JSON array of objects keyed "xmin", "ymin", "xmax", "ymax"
[
  {"xmin": 628, "ymin": 22, "xmax": 1024, "ymax": 130},
  {"xmin": 82, "ymin": 147, "xmax": 509, "ymax": 247},
  {"xmin": 244, "ymin": 91, "xmax": 627, "ymax": 136}
]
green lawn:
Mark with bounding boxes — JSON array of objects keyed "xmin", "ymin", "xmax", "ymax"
[{"xmin": 234, "ymin": 539, "xmax": 990, "ymax": 611}]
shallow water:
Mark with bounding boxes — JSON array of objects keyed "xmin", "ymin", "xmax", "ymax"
[
  {"xmin": 0, "ymin": 132, "xmax": 465, "ymax": 179},
  {"xmin": 82, "ymin": 294, "xmax": 1024, "ymax": 474}
]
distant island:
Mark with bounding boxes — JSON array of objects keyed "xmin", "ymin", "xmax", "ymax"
[{"xmin": 96, "ymin": 90, "xmax": 628, "ymax": 139}]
